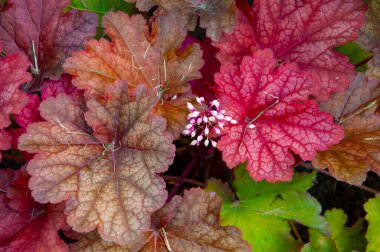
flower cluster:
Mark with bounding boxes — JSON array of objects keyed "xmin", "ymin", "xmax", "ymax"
[{"xmin": 182, "ymin": 97, "xmax": 237, "ymax": 147}]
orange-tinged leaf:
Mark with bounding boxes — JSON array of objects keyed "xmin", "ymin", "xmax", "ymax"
[
  {"xmin": 64, "ymin": 12, "xmax": 204, "ymax": 138},
  {"xmin": 18, "ymin": 81, "xmax": 175, "ymax": 245},
  {"xmin": 127, "ymin": 0, "xmax": 237, "ymax": 41},
  {"xmin": 313, "ymin": 73, "xmax": 380, "ymax": 185},
  {"xmin": 71, "ymin": 188, "xmax": 251, "ymax": 251}
]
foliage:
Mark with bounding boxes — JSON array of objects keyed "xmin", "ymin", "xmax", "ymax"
[
  {"xmin": 364, "ymin": 194, "xmax": 380, "ymax": 251},
  {"xmin": 0, "ymin": 0, "xmax": 379, "ymax": 251},
  {"xmin": 206, "ymin": 165, "xmax": 327, "ymax": 252},
  {"xmin": 215, "ymin": 49, "xmax": 343, "ymax": 182}
]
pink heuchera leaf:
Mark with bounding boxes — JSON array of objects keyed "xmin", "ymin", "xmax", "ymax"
[
  {"xmin": 0, "ymin": 0, "xmax": 97, "ymax": 89},
  {"xmin": 213, "ymin": 0, "xmax": 367, "ymax": 100},
  {"xmin": 0, "ymin": 53, "xmax": 30, "ymax": 129},
  {"xmin": 0, "ymin": 168, "xmax": 69, "ymax": 251},
  {"xmin": 18, "ymin": 81, "xmax": 175, "ymax": 245},
  {"xmin": 215, "ymin": 49, "xmax": 344, "ymax": 182}
]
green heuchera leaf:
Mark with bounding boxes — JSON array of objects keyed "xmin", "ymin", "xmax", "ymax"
[
  {"xmin": 365, "ymin": 194, "xmax": 380, "ymax": 252},
  {"xmin": 69, "ymin": 0, "xmax": 136, "ymax": 15},
  {"xmin": 325, "ymin": 209, "xmax": 366, "ymax": 252},
  {"xmin": 302, "ymin": 209, "xmax": 366, "ymax": 252},
  {"xmin": 206, "ymin": 164, "xmax": 327, "ymax": 252},
  {"xmin": 69, "ymin": 0, "xmax": 137, "ymax": 38},
  {"xmin": 335, "ymin": 42, "xmax": 373, "ymax": 72},
  {"xmin": 301, "ymin": 229, "xmax": 338, "ymax": 252}
]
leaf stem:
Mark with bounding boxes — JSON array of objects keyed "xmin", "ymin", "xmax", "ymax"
[
  {"xmin": 338, "ymin": 97, "xmax": 379, "ymax": 124},
  {"xmin": 288, "ymin": 220, "xmax": 304, "ymax": 245},
  {"xmin": 162, "ymin": 175, "xmax": 206, "ymax": 188},
  {"xmin": 167, "ymin": 148, "xmax": 203, "ymax": 202}
]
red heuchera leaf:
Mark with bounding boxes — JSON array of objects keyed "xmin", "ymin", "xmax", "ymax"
[
  {"xmin": 213, "ymin": 0, "xmax": 367, "ymax": 100},
  {"xmin": 0, "ymin": 168, "xmax": 69, "ymax": 251},
  {"xmin": 127, "ymin": 0, "xmax": 237, "ymax": 41},
  {"xmin": 10, "ymin": 74, "xmax": 80, "ymax": 162},
  {"xmin": 41, "ymin": 74, "xmax": 80, "ymax": 100},
  {"xmin": 13, "ymin": 94, "xmax": 42, "ymax": 129},
  {"xmin": 64, "ymin": 12, "xmax": 204, "ymax": 138},
  {"xmin": 13, "ymin": 74, "xmax": 80, "ymax": 129},
  {"xmin": 215, "ymin": 49, "xmax": 344, "ymax": 182},
  {"xmin": 0, "ymin": 53, "xmax": 30, "ymax": 129},
  {"xmin": 0, "ymin": 0, "xmax": 97, "ymax": 89},
  {"xmin": 187, "ymin": 36, "xmax": 220, "ymax": 101},
  {"xmin": 71, "ymin": 188, "xmax": 251, "ymax": 251},
  {"xmin": 18, "ymin": 81, "xmax": 175, "ymax": 245}
]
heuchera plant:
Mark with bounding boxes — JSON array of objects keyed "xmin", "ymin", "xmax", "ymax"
[{"xmin": 0, "ymin": 0, "xmax": 379, "ymax": 251}]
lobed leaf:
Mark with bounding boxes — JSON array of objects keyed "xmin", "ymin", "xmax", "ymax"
[
  {"xmin": 0, "ymin": 0, "xmax": 97, "ymax": 89},
  {"xmin": 364, "ymin": 194, "xmax": 380, "ymax": 252},
  {"xmin": 215, "ymin": 49, "xmax": 343, "ymax": 182},
  {"xmin": 71, "ymin": 188, "xmax": 251, "ymax": 251},
  {"xmin": 18, "ymin": 81, "xmax": 175, "ymax": 245},
  {"xmin": 64, "ymin": 12, "xmax": 204, "ymax": 138},
  {"xmin": 302, "ymin": 209, "xmax": 367, "ymax": 252},
  {"xmin": 214, "ymin": 0, "xmax": 367, "ymax": 100},
  {"xmin": 313, "ymin": 73, "xmax": 380, "ymax": 185},
  {"xmin": 206, "ymin": 165, "xmax": 327, "ymax": 252}
]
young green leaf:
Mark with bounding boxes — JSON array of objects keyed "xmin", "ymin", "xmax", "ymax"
[
  {"xmin": 364, "ymin": 194, "xmax": 380, "ymax": 252},
  {"xmin": 206, "ymin": 165, "xmax": 327, "ymax": 252},
  {"xmin": 302, "ymin": 209, "xmax": 366, "ymax": 252},
  {"xmin": 69, "ymin": 0, "xmax": 136, "ymax": 15}
]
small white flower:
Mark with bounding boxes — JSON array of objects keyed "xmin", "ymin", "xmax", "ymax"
[
  {"xmin": 187, "ymin": 102, "xmax": 195, "ymax": 110},
  {"xmin": 211, "ymin": 110, "xmax": 218, "ymax": 116},
  {"xmin": 211, "ymin": 100, "xmax": 220, "ymax": 107},
  {"xmin": 216, "ymin": 114, "xmax": 224, "ymax": 120},
  {"xmin": 203, "ymin": 116, "xmax": 208, "ymax": 123},
  {"xmin": 185, "ymin": 124, "xmax": 193, "ymax": 129},
  {"xmin": 205, "ymin": 127, "xmax": 209, "ymax": 136},
  {"xmin": 208, "ymin": 116, "xmax": 216, "ymax": 122},
  {"xmin": 171, "ymin": 94, "xmax": 177, "ymax": 100},
  {"xmin": 182, "ymin": 130, "xmax": 191, "ymax": 135},
  {"xmin": 196, "ymin": 97, "xmax": 204, "ymax": 104},
  {"xmin": 190, "ymin": 140, "xmax": 198, "ymax": 146},
  {"xmin": 211, "ymin": 140, "xmax": 217, "ymax": 147},
  {"xmin": 191, "ymin": 131, "xmax": 196, "ymax": 138},
  {"xmin": 231, "ymin": 119, "xmax": 238, "ymax": 124},
  {"xmin": 189, "ymin": 111, "xmax": 200, "ymax": 118},
  {"xmin": 214, "ymin": 127, "xmax": 221, "ymax": 134},
  {"xmin": 204, "ymin": 138, "xmax": 210, "ymax": 147},
  {"xmin": 197, "ymin": 135, "xmax": 203, "ymax": 142},
  {"xmin": 248, "ymin": 124, "xmax": 256, "ymax": 129}
]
